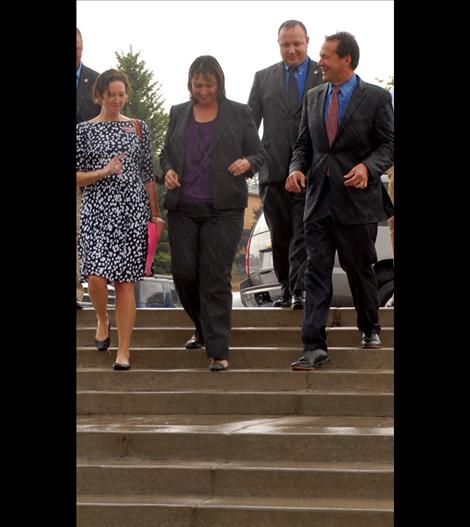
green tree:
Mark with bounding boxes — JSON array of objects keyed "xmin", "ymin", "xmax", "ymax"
[
  {"xmin": 375, "ymin": 75, "xmax": 394, "ymax": 91},
  {"xmin": 115, "ymin": 48, "xmax": 172, "ymax": 275}
]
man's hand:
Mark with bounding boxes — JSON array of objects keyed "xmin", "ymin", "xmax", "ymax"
[
  {"xmin": 285, "ymin": 170, "xmax": 306, "ymax": 192},
  {"xmin": 344, "ymin": 163, "xmax": 369, "ymax": 189}
]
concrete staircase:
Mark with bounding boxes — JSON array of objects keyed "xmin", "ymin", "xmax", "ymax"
[{"xmin": 77, "ymin": 307, "xmax": 394, "ymax": 526}]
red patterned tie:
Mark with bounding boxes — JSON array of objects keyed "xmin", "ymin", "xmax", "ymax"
[{"xmin": 326, "ymin": 85, "xmax": 340, "ymax": 146}]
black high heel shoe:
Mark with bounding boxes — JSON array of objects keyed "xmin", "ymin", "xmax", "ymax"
[
  {"xmin": 94, "ymin": 315, "xmax": 111, "ymax": 351},
  {"xmin": 112, "ymin": 362, "xmax": 131, "ymax": 371}
]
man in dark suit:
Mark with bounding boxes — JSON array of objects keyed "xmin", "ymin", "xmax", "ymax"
[
  {"xmin": 76, "ymin": 28, "xmax": 100, "ymax": 308},
  {"xmin": 76, "ymin": 28, "xmax": 100, "ymax": 123},
  {"xmin": 248, "ymin": 20, "xmax": 323, "ymax": 309},
  {"xmin": 286, "ymin": 32, "xmax": 394, "ymax": 370}
]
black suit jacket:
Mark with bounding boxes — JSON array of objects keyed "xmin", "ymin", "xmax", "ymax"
[
  {"xmin": 159, "ymin": 98, "xmax": 265, "ymax": 211},
  {"xmin": 247, "ymin": 58, "xmax": 323, "ymax": 185},
  {"xmin": 290, "ymin": 77, "xmax": 394, "ymax": 225},
  {"xmin": 76, "ymin": 64, "xmax": 101, "ymax": 123}
]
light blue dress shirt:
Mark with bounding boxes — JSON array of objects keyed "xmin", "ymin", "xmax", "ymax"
[{"xmin": 324, "ymin": 74, "xmax": 359, "ymax": 125}]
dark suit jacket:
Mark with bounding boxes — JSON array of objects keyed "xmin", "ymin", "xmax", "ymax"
[
  {"xmin": 290, "ymin": 77, "xmax": 394, "ymax": 225},
  {"xmin": 159, "ymin": 98, "xmax": 265, "ymax": 211},
  {"xmin": 247, "ymin": 58, "xmax": 323, "ymax": 185},
  {"xmin": 76, "ymin": 64, "xmax": 101, "ymax": 123}
]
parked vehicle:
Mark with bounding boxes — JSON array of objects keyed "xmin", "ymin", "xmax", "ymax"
[
  {"xmin": 240, "ymin": 176, "xmax": 394, "ymax": 307},
  {"xmin": 82, "ymin": 274, "xmax": 181, "ymax": 308},
  {"xmin": 134, "ymin": 275, "xmax": 181, "ymax": 308}
]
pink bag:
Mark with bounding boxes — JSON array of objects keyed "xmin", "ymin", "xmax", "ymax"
[{"xmin": 145, "ymin": 221, "xmax": 160, "ymax": 276}]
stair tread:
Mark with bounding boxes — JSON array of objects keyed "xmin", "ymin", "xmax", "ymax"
[
  {"xmin": 78, "ymin": 326, "xmax": 394, "ymax": 330},
  {"xmin": 76, "ymin": 345, "xmax": 394, "ymax": 351},
  {"xmin": 77, "ymin": 414, "xmax": 394, "ymax": 434},
  {"xmin": 77, "ymin": 389, "xmax": 393, "ymax": 395},
  {"xmin": 77, "ymin": 367, "xmax": 393, "ymax": 373},
  {"xmin": 77, "ymin": 493, "xmax": 394, "ymax": 510},
  {"xmin": 77, "ymin": 457, "xmax": 393, "ymax": 471}
]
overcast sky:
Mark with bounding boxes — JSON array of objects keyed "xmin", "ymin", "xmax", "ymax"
[{"xmin": 77, "ymin": 0, "xmax": 393, "ymax": 113}]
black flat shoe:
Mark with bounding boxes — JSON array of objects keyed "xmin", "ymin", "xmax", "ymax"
[
  {"xmin": 94, "ymin": 315, "xmax": 111, "ymax": 351},
  {"xmin": 185, "ymin": 335, "xmax": 204, "ymax": 349},
  {"xmin": 112, "ymin": 362, "xmax": 131, "ymax": 371}
]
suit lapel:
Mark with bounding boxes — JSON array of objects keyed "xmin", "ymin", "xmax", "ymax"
[
  {"xmin": 305, "ymin": 59, "xmax": 321, "ymax": 91},
  {"xmin": 77, "ymin": 67, "xmax": 94, "ymax": 116},
  {"xmin": 211, "ymin": 98, "xmax": 232, "ymax": 152},
  {"xmin": 297, "ymin": 59, "xmax": 319, "ymax": 112},
  {"xmin": 277, "ymin": 63, "xmax": 290, "ymax": 113},
  {"xmin": 76, "ymin": 76, "xmax": 86, "ymax": 115},
  {"xmin": 335, "ymin": 79, "xmax": 366, "ymax": 140},
  {"xmin": 174, "ymin": 102, "xmax": 192, "ymax": 175},
  {"xmin": 315, "ymin": 84, "xmax": 330, "ymax": 147}
]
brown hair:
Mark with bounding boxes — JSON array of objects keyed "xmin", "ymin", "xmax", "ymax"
[
  {"xmin": 93, "ymin": 69, "xmax": 131, "ymax": 104},
  {"xmin": 187, "ymin": 55, "xmax": 226, "ymax": 102},
  {"xmin": 278, "ymin": 20, "xmax": 308, "ymax": 37}
]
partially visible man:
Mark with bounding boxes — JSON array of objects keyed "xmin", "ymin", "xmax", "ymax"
[
  {"xmin": 286, "ymin": 32, "xmax": 394, "ymax": 370},
  {"xmin": 385, "ymin": 86, "xmax": 395, "ymax": 307},
  {"xmin": 76, "ymin": 28, "xmax": 100, "ymax": 308},
  {"xmin": 248, "ymin": 20, "xmax": 323, "ymax": 309}
]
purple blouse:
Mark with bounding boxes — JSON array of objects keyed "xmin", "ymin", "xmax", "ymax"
[{"xmin": 181, "ymin": 112, "xmax": 216, "ymax": 205}]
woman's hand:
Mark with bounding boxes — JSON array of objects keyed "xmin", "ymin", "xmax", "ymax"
[
  {"xmin": 228, "ymin": 157, "xmax": 251, "ymax": 176},
  {"xmin": 151, "ymin": 215, "xmax": 166, "ymax": 237},
  {"xmin": 164, "ymin": 169, "xmax": 181, "ymax": 189},
  {"xmin": 105, "ymin": 152, "xmax": 127, "ymax": 176}
]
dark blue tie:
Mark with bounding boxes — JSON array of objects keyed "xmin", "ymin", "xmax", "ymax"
[{"xmin": 287, "ymin": 66, "xmax": 299, "ymax": 112}]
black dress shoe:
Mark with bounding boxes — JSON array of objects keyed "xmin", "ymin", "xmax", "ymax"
[
  {"xmin": 360, "ymin": 332, "xmax": 381, "ymax": 349},
  {"xmin": 112, "ymin": 362, "xmax": 131, "ymax": 371},
  {"xmin": 185, "ymin": 335, "xmax": 204, "ymax": 349},
  {"xmin": 291, "ymin": 349, "xmax": 329, "ymax": 371},
  {"xmin": 94, "ymin": 315, "xmax": 111, "ymax": 351},
  {"xmin": 291, "ymin": 294, "xmax": 304, "ymax": 310},
  {"xmin": 272, "ymin": 288, "xmax": 291, "ymax": 307}
]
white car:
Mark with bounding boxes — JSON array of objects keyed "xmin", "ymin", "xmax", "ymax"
[
  {"xmin": 81, "ymin": 275, "xmax": 181, "ymax": 308},
  {"xmin": 240, "ymin": 176, "xmax": 394, "ymax": 307}
]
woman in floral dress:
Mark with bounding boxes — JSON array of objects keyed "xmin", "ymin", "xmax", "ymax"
[{"xmin": 76, "ymin": 69, "xmax": 164, "ymax": 370}]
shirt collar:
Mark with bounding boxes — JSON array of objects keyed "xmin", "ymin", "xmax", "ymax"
[
  {"xmin": 283, "ymin": 56, "xmax": 310, "ymax": 74},
  {"xmin": 328, "ymin": 73, "xmax": 358, "ymax": 97},
  {"xmin": 76, "ymin": 62, "xmax": 83, "ymax": 78}
]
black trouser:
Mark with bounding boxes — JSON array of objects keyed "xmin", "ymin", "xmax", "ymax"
[
  {"xmin": 260, "ymin": 182, "xmax": 307, "ymax": 295},
  {"xmin": 302, "ymin": 214, "xmax": 380, "ymax": 352},
  {"xmin": 168, "ymin": 201, "xmax": 244, "ymax": 360}
]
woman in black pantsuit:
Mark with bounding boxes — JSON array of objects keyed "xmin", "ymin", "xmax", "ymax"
[{"xmin": 159, "ymin": 56, "xmax": 265, "ymax": 371}]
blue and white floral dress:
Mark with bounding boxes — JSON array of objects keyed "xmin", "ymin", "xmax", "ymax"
[{"xmin": 76, "ymin": 119, "xmax": 154, "ymax": 282}]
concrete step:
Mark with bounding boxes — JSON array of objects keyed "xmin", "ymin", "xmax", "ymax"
[
  {"xmin": 77, "ymin": 390, "xmax": 393, "ymax": 416},
  {"xmin": 77, "ymin": 306, "xmax": 394, "ymax": 328},
  {"xmin": 77, "ymin": 415, "xmax": 393, "ymax": 464},
  {"xmin": 77, "ymin": 494, "xmax": 393, "ymax": 527},
  {"xmin": 77, "ymin": 459, "xmax": 393, "ymax": 499},
  {"xmin": 76, "ymin": 326, "xmax": 394, "ymax": 348},
  {"xmin": 77, "ymin": 346, "xmax": 394, "ymax": 370},
  {"xmin": 77, "ymin": 368, "xmax": 393, "ymax": 393}
]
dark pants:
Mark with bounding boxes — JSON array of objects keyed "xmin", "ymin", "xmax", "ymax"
[
  {"xmin": 302, "ymin": 214, "xmax": 380, "ymax": 352},
  {"xmin": 168, "ymin": 201, "xmax": 244, "ymax": 360},
  {"xmin": 260, "ymin": 182, "xmax": 307, "ymax": 295}
]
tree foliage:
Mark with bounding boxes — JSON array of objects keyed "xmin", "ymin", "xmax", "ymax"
[
  {"xmin": 375, "ymin": 75, "xmax": 394, "ymax": 91},
  {"xmin": 115, "ymin": 48, "xmax": 172, "ymax": 275}
]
